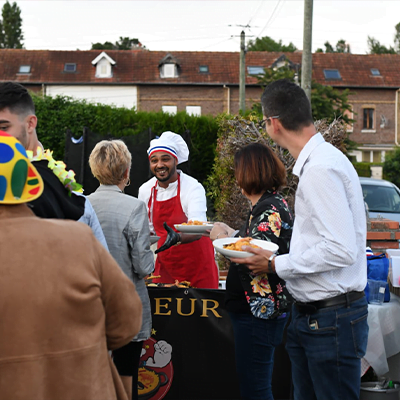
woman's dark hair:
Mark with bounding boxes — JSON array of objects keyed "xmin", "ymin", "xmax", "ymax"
[{"xmin": 235, "ymin": 143, "xmax": 286, "ymax": 195}]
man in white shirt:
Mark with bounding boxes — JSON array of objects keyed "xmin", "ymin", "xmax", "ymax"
[
  {"xmin": 231, "ymin": 79, "xmax": 368, "ymax": 400},
  {"xmin": 138, "ymin": 131, "xmax": 218, "ymax": 289}
]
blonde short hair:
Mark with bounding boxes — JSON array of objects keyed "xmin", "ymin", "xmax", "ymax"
[{"xmin": 89, "ymin": 140, "xmax": 132, "ymax": 185}]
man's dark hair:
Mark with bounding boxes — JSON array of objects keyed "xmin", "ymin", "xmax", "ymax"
[
  {"xmin": 261, "ymin": 79, "xmax": 313, "ymax": 132},
  {"xmin": 0, "ymin": 82, "xmax": 35, "ymax": 116}
]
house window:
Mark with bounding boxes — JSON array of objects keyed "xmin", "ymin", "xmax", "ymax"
[
  {"xmin": 199, "ymin": 65, "xmax": 209, "ymax": 73},
  {"xmin": 363, "ymin": 108, "xmax": 374, "ymax": 130},
  {"xmin": 95, "ymin": 58, "xmax": 112, "ymax": 78},
  {"xmin": 161, "ymin": 64, "xmax": 177, "ymax": 78},
  {"xmin": 162, "ymin": 105, "xmax": 177, "ymax": 115},
  {"xmin": 64, "ymin": 63, "xmax": 76, "ymax": 72},
  {"xmin": 371, "ymin": 68, "xmax": 381, "ymax": 76},
  {"xmin": 247, "ymin": 66, "xmax": 265, "ymax": 75},
  {"xmin": 186, "ymin": 106, "xmax": 201, "ymax": 116},
  {"xmin": 18, "ymin": 65, "xmax": 31, "ymax": 74},
  {"xmin": 323, "ymin": 69, "xmax": 341, "ymax": 80}
]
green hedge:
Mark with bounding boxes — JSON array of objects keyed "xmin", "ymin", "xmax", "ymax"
[
  {"xmin": 353, "ymin": 162, "xmax": 371, "ymax": 177},
  {"xmin": 32, "ymin": 94, "xmax": 220, "ymax": 184}
]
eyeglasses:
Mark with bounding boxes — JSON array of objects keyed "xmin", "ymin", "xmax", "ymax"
[
  {"xmin": 264, "ymin": 115, "xmax": 280, "ymax": 123},
  {"xmin": 261, "ymin": 115, "xmax": 280, "ymax": 128}
]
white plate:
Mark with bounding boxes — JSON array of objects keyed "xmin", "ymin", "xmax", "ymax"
[
  {"xmin": 150, "ymin": 235, "xmax": 160, "ymax": 244},
  {"xmin": 174, "ymin": 223, "xmax": 213, "ymax": 234},
  {"xmin": 213, "ymin": 237, "xmax": 279, "ymax": 259}
]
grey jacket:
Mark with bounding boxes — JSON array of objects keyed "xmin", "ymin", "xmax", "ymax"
[{"xmin": 88, "ymin": 185, "xmax": 154, "ymax": 341}]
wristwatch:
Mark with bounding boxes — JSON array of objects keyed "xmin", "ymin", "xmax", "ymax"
[
  {"xmin": 175, "ymin": 233, "xmax": 182, "ymax": 246},
  {"xmin": 268, "ymin": 253, "xmax": 276, "ymax": 270}
]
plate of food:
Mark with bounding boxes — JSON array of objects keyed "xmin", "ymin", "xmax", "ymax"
[
  {"xmin": 149, "ymin": 235, "xmax": 160, "ymax": 244},
  {"xmin": 174, "ymin": 220, "xmax": 213, "ymax": 234},
  {"xmin": 213, "ymin": 237, "xmax": 279, "ymax": 259}
]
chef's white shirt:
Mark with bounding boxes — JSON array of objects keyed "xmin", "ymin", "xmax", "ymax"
[{"xmin": 138, "ymin": 170, "xmax": 208, "ymax": 233}]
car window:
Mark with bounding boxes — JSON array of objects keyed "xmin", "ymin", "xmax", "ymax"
[{"xmin": 362, "ymin": 184, "xmax": 400, "ymax": 213}]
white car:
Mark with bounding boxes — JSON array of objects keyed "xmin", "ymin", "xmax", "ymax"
[{"xmin": 360, "ymin": 177, "xmax": 400, "ymax": 223}]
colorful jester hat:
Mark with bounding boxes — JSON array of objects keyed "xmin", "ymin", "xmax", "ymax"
[{"xmin": 0, "ymin": 131, "xmax": 44, "ymax": 204}]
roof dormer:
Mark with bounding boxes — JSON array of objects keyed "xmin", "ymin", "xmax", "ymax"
[
  {"xmin": 91, "ymin": 52, "xmax": 116, "ymax": 78},
  {"xmin": 158, "ymin": 53, "xmax": 180, "ymax": 78},
  {"xmin": 270, "ymin": 54, "xmax": 296, "ymax": 70}
]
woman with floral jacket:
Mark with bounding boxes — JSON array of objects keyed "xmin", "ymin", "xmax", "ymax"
[{"xmin": 210, "ymin": 143, "xmax": 293, "ymax": 400}]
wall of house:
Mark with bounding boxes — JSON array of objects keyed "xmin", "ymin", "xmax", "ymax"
[
  {"xmin": 137, "ymin": 85, "xmax": 263, "ymax": 116},
  {"xmin": 347, "ymin": 88, "xmax": 396, "ymax": 146},
  {"xmin": 44, "ymin": 85, "xmax": 138, "ymax": 109}
]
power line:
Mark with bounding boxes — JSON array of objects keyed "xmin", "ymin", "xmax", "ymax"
[{"xmin": 257, "ymin": 0, "xmax": 284, "ymax": 38}]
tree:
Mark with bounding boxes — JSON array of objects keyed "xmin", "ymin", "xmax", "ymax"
[
  {"xmin": 247, "ymin": 36, "xmax": 297, "ymax": 52},
  {"xmin": 394, "ymin": 22, "xmax": 400, "ymax": 53},
  {"xmin": 253, "ymin": 67, "xmax": 353, "ymax": 124},
  {"xmin": 91, "ymin": 37, "xmax": 145, "ymax": 50},
  {"xmin": 383, "ymin": 147, "xmax": 400, "ymax": 188},
  {"xmin": 0, "ymin": 1, "xmax": 24, "ymax": 49},
  {"xmin": 367, "ymin": 36, "xmax": 396, "ymax": 54},
  {"xmin": 316, "ymin": 39, "xmax": 350, "ymax": 53}
]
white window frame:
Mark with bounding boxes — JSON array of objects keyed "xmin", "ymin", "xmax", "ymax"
[
  {"xmin": 162, "ymin": 105, "xmax": 177, "ymax": 115},
  {"xmin": 186, "ymin": 106, "xmax": 201, "ymax": 116},
  {"xmin": 95, "ymin": 58, "xmax": 113, "ymax": 78},
  {"xmin": 161, "ymin": 64, "xmax": 177, "ymax": 78}
]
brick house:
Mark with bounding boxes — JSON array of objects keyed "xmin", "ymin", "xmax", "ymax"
[{"xmin": 1, "ymin": 49, "xmax": 400, "ymax": 162}]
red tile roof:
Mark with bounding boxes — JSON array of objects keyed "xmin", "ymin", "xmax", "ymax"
[{"xmin": 1, "ymin": 49, "xmax": 400, "ymax": 88}]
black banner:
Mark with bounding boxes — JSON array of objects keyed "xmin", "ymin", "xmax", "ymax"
[{"xmin": 140, "ymin": 288, "xmax": 292, "ymax": 400}]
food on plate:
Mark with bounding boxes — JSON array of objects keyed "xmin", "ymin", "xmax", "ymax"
[
  {"xmin": 138, "ymin": 367, "xmax": 159, "ymax": 395},
  {"xmin": 180, "ymin": 220, "xmax": 208, "ymax": 226},
  {"xmin": 223, "ymin": 237, "xmax": 261, "ymax": 251}
]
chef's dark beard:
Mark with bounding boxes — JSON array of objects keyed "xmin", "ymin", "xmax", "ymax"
[{"xmin": 156, "ymin": 165, "xmax": 176, "ymax": 183}]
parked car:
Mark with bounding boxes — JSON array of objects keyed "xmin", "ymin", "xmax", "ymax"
[{"xmin": 359, "ymin": 177, "xmax": 400, "ymax": 223}]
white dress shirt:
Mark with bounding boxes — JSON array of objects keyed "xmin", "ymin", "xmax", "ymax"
[
  {"xmin": 275, "ymin": 133, "xmax": 367, "ymax": 302},
  {"xmin": 138, "ymin": 170, "xmax": 208, "ymax": 233}
]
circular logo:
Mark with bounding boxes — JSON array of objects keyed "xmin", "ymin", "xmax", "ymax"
[{"xmin": 138, "ymin": 337, "xmax": 174, "ymax": 400}]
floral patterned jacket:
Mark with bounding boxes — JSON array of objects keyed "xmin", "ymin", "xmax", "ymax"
[{"xmin": 225, "ymin": 190, "xmax": 294, "ymax": 317}]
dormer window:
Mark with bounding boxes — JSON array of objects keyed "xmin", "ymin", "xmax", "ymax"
[
  {"xmin": 96, "ymin": 58, "xmax": 112, "ymax": 78},
  {"xmin": 159, "ymin": 53, "xmax": 180, "ymax": 79},
  {"xmin": 91, "ymin": 51, "xmax": 116, "ymax": 79},
  {"xmin": 18, "ymin": 65, "xmax": 31, "ymax": 74},
  {"xmin": 161, "ymin": 63, "xmax": 177, "ymax": 78},
  {"xmin": 64, "ymin": 63, "xmax": 76, "ymax": 73}
]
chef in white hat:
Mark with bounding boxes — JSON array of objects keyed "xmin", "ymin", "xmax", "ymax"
[{"xmin": 138, "ymin": 131, "xmax": 218, "ymax": 289}]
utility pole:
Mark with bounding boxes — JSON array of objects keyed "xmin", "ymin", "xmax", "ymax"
[
  {"xmin": 239, "ymin": 30, "xmax": 246, "ymax": 113},
  {"xmin": 301, "ymin": 0, "xmax": 313, "ymax": 102}
]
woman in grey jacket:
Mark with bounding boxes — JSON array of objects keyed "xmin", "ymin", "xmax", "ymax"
[{"xmin": 88, "ymin": 139, "xmax": 154, "ymax": 400}]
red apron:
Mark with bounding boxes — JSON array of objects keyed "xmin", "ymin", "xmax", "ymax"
[{"xmin": 148, "ymin": 175, "xmax": 218, "ymax": 289}]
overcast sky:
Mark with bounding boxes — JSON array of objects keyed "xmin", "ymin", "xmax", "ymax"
[{"xmin": 3, "ymin": 0, "xmax": 400, "ymax": 54}]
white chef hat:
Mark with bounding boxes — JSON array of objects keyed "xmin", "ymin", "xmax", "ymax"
[{"xmin": 147, "ymin": 131, "xmax": 189, "ymax": 165}]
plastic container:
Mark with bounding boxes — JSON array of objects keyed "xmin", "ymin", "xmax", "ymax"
[
  {"xmin": 386, "ymin": 249, "xmax": 400, "ymax": 288},
  {"xmin": 360, "ymin": 381, "xmax": 400, "ymax": 400},
  {"xmin": 368, "ymin": 279, "xmax": 387, "ymax": 305}
]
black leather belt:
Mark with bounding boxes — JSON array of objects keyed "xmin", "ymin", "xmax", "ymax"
[{"xmin": 294, "ymin": 291, "xmax": 365, "ymax": 314}]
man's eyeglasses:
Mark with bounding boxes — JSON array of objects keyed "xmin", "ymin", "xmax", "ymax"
[
  {"xmin": 264, "ymin": 115, "xmax": 280, "ymax": 122},
  {"xmin": 261, "ymin": 115, "xmax": 280, "ymax": 127}
]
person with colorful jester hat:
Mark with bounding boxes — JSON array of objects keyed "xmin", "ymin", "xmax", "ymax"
[
  {"xmin": 0, "ymin": 81, "xmax": 107, "ymax": 248},
  {"xmin": 0, "ymin": 132, "xmax": 142, "ymax": 400}
]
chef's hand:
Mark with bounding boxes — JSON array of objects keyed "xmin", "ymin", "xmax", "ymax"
[
  {"xmin": 155, "ymin": 222, "xmax": 181, "ymax": 254},
  {"xmin": 209, "ymin": 222, "xmax": 236, "ymax": 241}
]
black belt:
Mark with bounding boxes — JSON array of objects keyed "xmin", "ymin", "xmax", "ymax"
[{"xmin": 294, "ymin": 291, "xmax": 365, "ymax": 314}]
